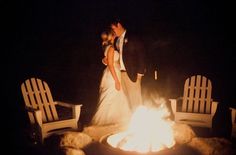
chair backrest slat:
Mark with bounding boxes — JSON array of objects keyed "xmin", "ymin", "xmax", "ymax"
[
  {"xmin": 193, "ymin": 75, "xmax": 201, "ymax": 112},
  {"xmin": 187, "ymin": 76, "xmax": 195, "ymax": 112},
  {"xmin": 205, "ymin": 79, "xmax": 212, "ymax": 113},
  {"xmin": 199, "ymin": 77, "xmax": 207, "ymax": 113}
]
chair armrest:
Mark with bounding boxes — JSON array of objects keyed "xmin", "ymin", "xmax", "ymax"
[
  {"xmin": 73, "ymin": 104, "xmax": 83, "ymax": 123},
  {"xmin": 169, "ymin": 97, "xmax": 182, "ymax": 114},
  {"xmin": 211, "ymin": 101, "xmax": 218, "ymax": 116},
  {"xmin": 25, "ymin": 106, "xmax": 42, "ymax": 127},
  {"xmin": 169, "ymin": 99, "xmax": 177, "ymax": 114},
  {"xmin": 55, "ymin": 101, "xmax": 82, "ymax": 108},
  {"xmin": 34, "ymin": 110, "xmax": 43, "ymax": 127},
  {"xmin": 169, "ymin": 97, "xmax": 182, "ymax": 103},
  {"xmin": 55, "ymin": 101, "xmax": 82, "ymax": 122},
  {"xmin": 230, "ymin": 107, "xmax": 236, "ymax": 125},
  {"xmin": 25, "ymin": 106, "xmax": 38, "ymax": 112}
]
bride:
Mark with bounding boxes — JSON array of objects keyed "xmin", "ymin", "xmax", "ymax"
[{"xmin": 91, "ymin": 29, "xmax": 131, "ymax": 126}]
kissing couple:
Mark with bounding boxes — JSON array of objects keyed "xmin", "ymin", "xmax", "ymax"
[{"xmin": 91, "ymin": 18, "xmax": 146, "ymax": 126}]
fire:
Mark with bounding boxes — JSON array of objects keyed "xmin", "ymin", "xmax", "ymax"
[{"xmin": 107, "ymin": 105, "xmax": 175, "ymax": 153}]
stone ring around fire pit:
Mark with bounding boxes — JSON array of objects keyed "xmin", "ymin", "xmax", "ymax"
[{"xmin": 99, "ymin": 132, "xmax": 179, "ymax": 155}]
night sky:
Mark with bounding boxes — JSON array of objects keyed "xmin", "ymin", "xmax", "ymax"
[{"xmin": 5, "ymin": 0, "xmax": 236, "ymax": 152}]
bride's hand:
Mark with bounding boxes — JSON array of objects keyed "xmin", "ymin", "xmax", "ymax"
[
  {"xmin": 115, "ymin": 81, "xmax": 121, "ymax": 91},
  {"xmin": 102, "ymin": 57, "xmax": 108, "ymax": 65}
]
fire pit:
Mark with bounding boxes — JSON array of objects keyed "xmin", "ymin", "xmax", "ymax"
[
  {"xmin": 99, "ymin": 133, "xmax": 178, "ymax": 155},
  {"xmin": 99, "ymin": 105, "xmax": 177, "ymax": 155}
]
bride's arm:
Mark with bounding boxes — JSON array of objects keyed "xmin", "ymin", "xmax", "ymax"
[{"xmin": 107, "ymin": 46, "xmax": 120, "ymax": 91}]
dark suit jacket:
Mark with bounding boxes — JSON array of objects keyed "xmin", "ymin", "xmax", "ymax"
[{"xmin": 122, "ymin": 32, "xmax": 146, "ymax": 82}]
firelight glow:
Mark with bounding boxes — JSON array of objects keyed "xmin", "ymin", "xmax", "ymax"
[{"xmin": 107, "ymin": 105, "xmax": 175, "ymax": 153}]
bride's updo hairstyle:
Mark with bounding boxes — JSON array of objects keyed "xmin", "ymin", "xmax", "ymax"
[{"xmin": 101, "ymin": 29, "xmax": 115, "ymax": 50}]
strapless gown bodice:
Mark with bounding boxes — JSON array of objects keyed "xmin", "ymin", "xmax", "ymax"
[{"xmin": 104, "ymin": 45, "xmax": 120, "ymax": 67}]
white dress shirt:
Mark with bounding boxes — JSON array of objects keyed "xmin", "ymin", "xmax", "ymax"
[{"xmin": 119, "ymin": 30, "xmax": 126, "ymax": 71}]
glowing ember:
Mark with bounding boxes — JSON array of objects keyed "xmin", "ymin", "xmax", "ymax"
[{"xmin": 107, "ymin": 105, "xmax": 175, "ymax": 153}]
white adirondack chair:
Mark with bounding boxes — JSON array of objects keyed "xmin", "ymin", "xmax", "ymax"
[
  {"xmin": 21, "ymin": 77, "xmax": 82, "ymax": 143},
  {"xmin": 169, "ymin": 75, "xmax": 218, "ymax": 128},
  {"xmin": 230, "ymin": 107, "xmax": 236, "ymax": 138}
]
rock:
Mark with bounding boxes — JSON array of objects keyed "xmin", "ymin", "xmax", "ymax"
[
  {"xmin": 60, "ymin": 132, "xmax": 93, "ymax": 149},
  {"xmin": 82, "ymin": 124, "xmax": 127, "ymax": 141},
  {"xmin": 172, "ymin": 123, "xmax": 196, "ymax": 144},
  {"xmin": 62, "ymin": 148, "xmax": 85, "ymax": 155},
  {"xmin": 188, "ymin": 137, "xmax": 235, "ymax": 155}
]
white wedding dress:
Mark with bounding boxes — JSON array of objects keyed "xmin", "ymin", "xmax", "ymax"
[{"xmin": 91, "ymin": 45, "xmax": 131, "ymax": 126}]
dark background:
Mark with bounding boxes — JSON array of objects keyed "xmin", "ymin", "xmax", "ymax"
[{"xmin": 4, "ymin": 0, "xmax": 235, "ymax": 153}]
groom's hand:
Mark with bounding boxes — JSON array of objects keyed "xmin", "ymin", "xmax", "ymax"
[
  {"xmin": 137, "ymin": 74, "xmax": 143, "ymax": 80},
  {"xmin": 102, "ymin": 57, "xmax": 108, "ymax": 65},
  {"xmin": 136, "ymin": 74, "xmax": 143, "ymax": 83}
]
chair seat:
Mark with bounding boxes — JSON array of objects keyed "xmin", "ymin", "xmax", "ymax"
[{"xmin": 174, "ymin": 112, "xmax": 213, "ymax": 128}]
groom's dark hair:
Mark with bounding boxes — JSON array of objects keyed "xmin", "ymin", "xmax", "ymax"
[
  {"xmin": 108, "ymin": 16, "xmax": 127, "ymax": 28},
  {"xmin": 110, "ymin": 17, "xmax": 121, "ymax": 26}
]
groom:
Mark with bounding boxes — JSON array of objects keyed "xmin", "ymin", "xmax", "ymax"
[{"xmin": 109, "ymin": 18, "xmax": 146, "ymax": 112}]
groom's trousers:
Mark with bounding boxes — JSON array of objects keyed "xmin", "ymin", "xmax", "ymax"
[{"xmin": 121, "ymin": 72, "xmax": 143, "ymax": 112}]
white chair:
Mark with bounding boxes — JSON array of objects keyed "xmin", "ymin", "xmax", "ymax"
[
  {"xmin": 230, "ymin": 107, "xmax": 236, "ymax": 138},
  {"xmin": 21, "ymin": 77, "xmax": 82, "ymax": 143},
  {"xmin": 170, "ymin": 75, "xmax": 218, "ymax": 128}
]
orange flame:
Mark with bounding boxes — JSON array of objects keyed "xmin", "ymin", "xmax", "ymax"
[{"xmin": 107, "ymin": 105, "xmax": 175, "ymax": 153}]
